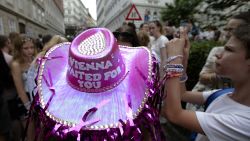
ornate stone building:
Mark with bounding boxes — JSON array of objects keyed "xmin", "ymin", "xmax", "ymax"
[
  {"xmin": 0, "ymin": 0, "xmax": 64, "ymax": 37},
  {"xmin": 64, "ymin": 0, "xmax": 96, "ymax": 39}
]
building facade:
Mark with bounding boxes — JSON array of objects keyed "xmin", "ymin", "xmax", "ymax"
[
  {"xmin": 64, "ymin": 0, "xmax": 96, "ymax": 39},
  {"xmin": 45, "ymin": 0, "xmax": 65, "ymax": 35},
  {"xmin": 0, "ymin": 0, "xmax": 65, "ymax": 37},
  {"xmin": 96, "ymin": 0, "xmax": 173, "ymax": 31}
]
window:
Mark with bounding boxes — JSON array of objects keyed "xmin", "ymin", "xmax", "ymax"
[
  {"xmin": 19, "ymin": 23, "xmax": 25, "ymax": 34},
  {"xmin": 38, "ymin": 9, "xmax": 42, "ymax": 22},
  {"xmin": 26, "ymin": 27, "xmax": 33, "ymax": 37},
  {"xmin": 33, "ymin": 5, "xmax": 37, "ymax": 19},
  {"xmin": 153, "ymin": 11, "xmax": 157, "ymax": 15},
  {"xmin": 0, "ymin": 17, "xmax": 4, "ymax": 34},
  {"xmin": 147, "ymin": 0, "xmax": 153, "ymax": 3},
  {"xmin": 8, "ymin": 18, "xmax": 17, "ymax": 32},
  {"xmin": 42, "ymin": 12, "xmax": 45, "ymax": 23},
  {"xmin": 154, "ymin": 0, "xmax": 159, "ymax": 4}
]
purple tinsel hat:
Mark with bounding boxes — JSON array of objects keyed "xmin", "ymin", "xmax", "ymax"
[{"xmin": 34, "ymin": 28, "xmax": 163, "ymax": 140}]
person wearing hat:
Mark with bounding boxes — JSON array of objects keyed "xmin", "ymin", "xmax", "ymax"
[{"xmin": 28, "ymin": 28, "xmax": 164, "ymax": 140}]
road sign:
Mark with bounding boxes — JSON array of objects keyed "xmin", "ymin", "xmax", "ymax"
[{"xmin": 125, "ymin": 4, "xmax": 142, "ymax": 21}]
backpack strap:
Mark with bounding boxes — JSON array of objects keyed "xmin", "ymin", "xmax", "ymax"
[
  {"xmin": 204, "ymin": 88, "xmax": 234, "ymax": 111},
  {"xmin": 190, "ymin": 88, "xmax": 234, "ymax": 141}
]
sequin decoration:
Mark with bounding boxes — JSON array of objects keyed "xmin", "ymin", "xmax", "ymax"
[{"xmin": 78, "ymin": 32, "xmax": 106, "ymax": 55}]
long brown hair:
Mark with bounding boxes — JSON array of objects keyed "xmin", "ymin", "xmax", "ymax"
[
  {"xmin": 151, "ymin": 20, "xmax": 164, "ymax": 34},
  {"xmin": 13, "ymin": 35, "xmax": 36, "ymax": 63}
]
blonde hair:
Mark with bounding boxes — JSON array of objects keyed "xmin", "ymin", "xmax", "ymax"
[
  {"xmin": 137, "ymin": 31, "xmax": 150, "ymax": 47},
  {"xmin": 41, "ymin": 35, "xmax": 68, "ymax": 56}
]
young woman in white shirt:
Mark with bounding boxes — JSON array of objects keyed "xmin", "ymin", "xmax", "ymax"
[{"xmin": 148, "ymin": 20, "xmax": 169, "ymax": 78}]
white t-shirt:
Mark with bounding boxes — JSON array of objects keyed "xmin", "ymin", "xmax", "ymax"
[
  {"xmin": 195, "ymin": 90, "xmax": 250, "ymax": 141},
  {"xmin": 149, "ymin": 35, "xmax": 168, "ymax": 64}
]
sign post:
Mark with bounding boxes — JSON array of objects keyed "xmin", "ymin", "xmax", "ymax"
[{"xmin": 125, "ymin": 4, "xmax": 142, "ymax": 22}]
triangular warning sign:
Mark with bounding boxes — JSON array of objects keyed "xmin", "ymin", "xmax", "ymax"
[{"xmin": 126, "ymin": 4, "xmax": 142, "ymax": 21}]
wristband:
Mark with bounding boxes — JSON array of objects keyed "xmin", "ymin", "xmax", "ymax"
[
  {"xmin": 165, "ymin": 68, "xmax": 184, "ymax": 73},
  {"xmin": 166, "ymin": 55, "xmax": 183, "ymax": 63},
  {"xmin": 164, "ymin": 64, "xmax": 183, "ymax": 69},
  {"xmin": 180, "ymin": 73, "xmax": 188, "ymax": 83}
]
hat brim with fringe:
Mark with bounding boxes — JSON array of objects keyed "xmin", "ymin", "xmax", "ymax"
[
  {"xmin": 38, "ymin": 43, "xmax": 152, "ymax": 129},
  {"xmin": 32, "ymin": 28, "xmax": 163, "ymax": 140}
]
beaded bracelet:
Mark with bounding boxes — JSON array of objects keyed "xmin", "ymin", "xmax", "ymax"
[
  {"xmin": 166, "ymin": 55, "xmax": 183, "ymax": 63},
  {"xmin": 164, "ymin": 64, "xmax": 184, "ymax": 69},
  {"xmin": 163, "ymin": 64, "xmax": 184, "ymax": 73},
  {"xmin": 165, "ymin": 68, "xmax": 184, "ymax": 73},
  {"xmin": 180, "ymin": 73, "xmax": 188, "ymax": 83}
]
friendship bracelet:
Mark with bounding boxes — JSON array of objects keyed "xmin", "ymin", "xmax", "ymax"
[
  {"xmin": 167, "ymin": 73, "xmax": 182, "ymax": 79},
  {"xmin": 166, "ymin": 55, "xmax": 183, "ymax": 63}
]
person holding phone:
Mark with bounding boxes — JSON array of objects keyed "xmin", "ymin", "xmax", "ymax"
[{"xmin": 163, "ymin": 24, "xmax": 250, "ymax": 141}]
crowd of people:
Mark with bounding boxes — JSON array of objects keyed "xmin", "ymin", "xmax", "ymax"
[
  {"xmin": 0, "ymin": 10, "xmax": 250, "ymax": 141},
  {"xmin": 0, "ymin": 33, "xmax": 67, "ymax": 141}
]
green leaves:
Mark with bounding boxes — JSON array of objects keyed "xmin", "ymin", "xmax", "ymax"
[
  {"xmin": 186, "ymin": 40, "xmax": 223, "ymax": 90},
  {"xmin": 161, "ymin": 0, "xmax": 203, "ymax": 26}
]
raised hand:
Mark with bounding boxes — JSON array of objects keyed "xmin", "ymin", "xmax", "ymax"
[
  {"xmin": 165, "ymin": 36, "xmax": 185, "ymax": 59},
  {"xmin": 180, "ymin": 26, "xmax": 191, "ymax": 69}
]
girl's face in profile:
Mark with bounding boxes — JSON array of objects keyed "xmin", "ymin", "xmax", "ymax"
[{"xmin": 215, "ymin": 35, "xmax": 248, "ymax": 80}]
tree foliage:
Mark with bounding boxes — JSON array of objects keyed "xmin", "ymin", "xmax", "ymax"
[
  {"xmin": 186, "ymin": 40, "xmax": 223, "ymax": 90},
  {"xmin": 204, "ymin": 0, "xmax": 246, "ymax": 10},
  {"xmin": 161, "ymin": 0, "xmax": 249, "ymax": 27},
  {"xmin": 161, "ymin": 0, "xmax": 203, "ymax": 26}
]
